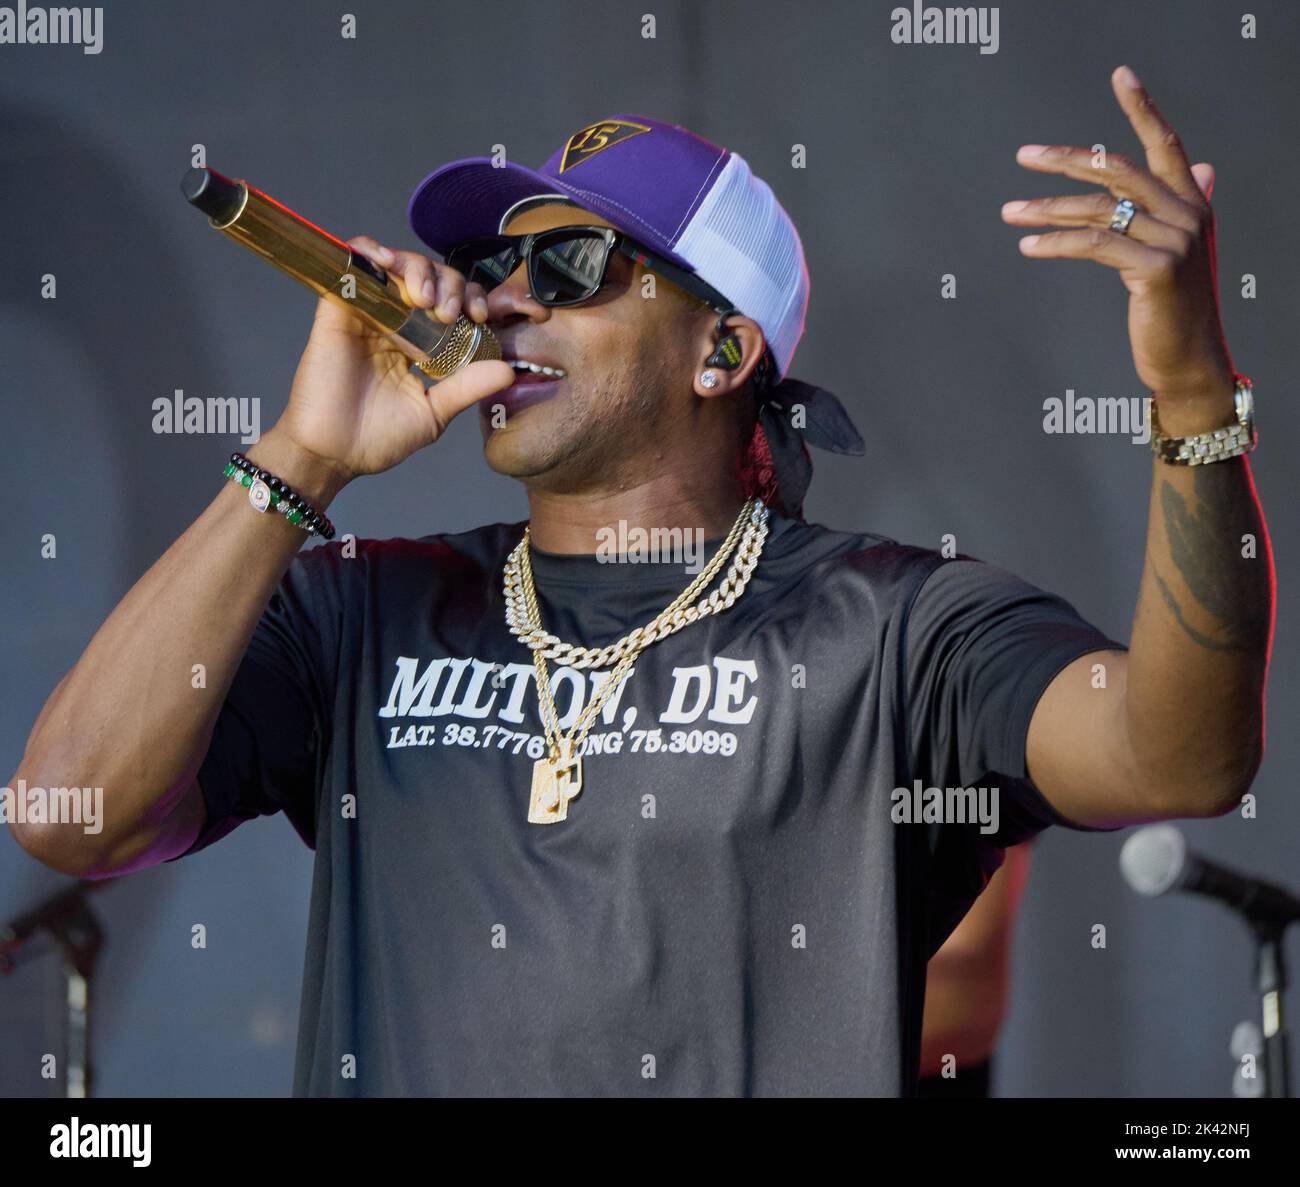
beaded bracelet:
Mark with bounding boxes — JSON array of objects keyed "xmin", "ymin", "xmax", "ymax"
[{"xmin": 222, "ymin": 452, "xmax": 337, "ymax": 540}]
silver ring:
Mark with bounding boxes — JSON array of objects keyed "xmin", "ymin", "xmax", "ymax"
[{"xmin": 1109, "ymin": 197, "xmax": 1138, "ymax": 235}]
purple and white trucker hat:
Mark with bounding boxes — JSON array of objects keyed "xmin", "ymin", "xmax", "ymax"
[{"xmin": 408, "ymin": 115, "xmax": 863, "ymax": 503}]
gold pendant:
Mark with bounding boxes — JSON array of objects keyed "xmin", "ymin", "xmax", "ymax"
[{"xmin": 527, "ymin": 739, "xmax": 583, "ymax": 824}]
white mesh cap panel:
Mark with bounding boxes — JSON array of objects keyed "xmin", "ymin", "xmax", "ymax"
[{"xmin": 673, "ymin": 152, "xmax": 809, "ymax": 379}]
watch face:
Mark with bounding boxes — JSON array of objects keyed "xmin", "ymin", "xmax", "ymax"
[{"xmin": 1235, "ymin": 379, "xmax": 1254, "ymax": 422}]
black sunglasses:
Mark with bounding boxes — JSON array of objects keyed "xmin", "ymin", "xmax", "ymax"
[{"xmin": 445, "ymin": 224, "xmax": 735, "ymax": 313}]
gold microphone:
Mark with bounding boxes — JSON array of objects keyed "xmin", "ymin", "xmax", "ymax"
[{"xmin": 181, "ymin": 166, "xmax": 500, "ymax": 379}]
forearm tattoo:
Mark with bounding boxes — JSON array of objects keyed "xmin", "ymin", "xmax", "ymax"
[{"xmin": 1154, "ymin": 463, "xmax": 1270, "ymax": 652}]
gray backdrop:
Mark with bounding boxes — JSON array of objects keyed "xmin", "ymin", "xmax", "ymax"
[{"xmin": 2, "ymin": 0, "xmax": 1296, "ymax": 1097}]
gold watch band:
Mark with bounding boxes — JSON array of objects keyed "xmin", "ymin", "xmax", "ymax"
[{"xmin": 1150, "ymin": 376, "xmax": 1256, "ymax": 465}]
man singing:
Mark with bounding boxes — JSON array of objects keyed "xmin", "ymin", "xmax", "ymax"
[{"xmin": 8, "ymin": 66, "xmax": 1272, "ymax": 1096}]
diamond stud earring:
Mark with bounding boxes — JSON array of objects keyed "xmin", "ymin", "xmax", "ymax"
[{"xmin": 699, "ymin": 369, "xmax": 719, "ymax": 389}]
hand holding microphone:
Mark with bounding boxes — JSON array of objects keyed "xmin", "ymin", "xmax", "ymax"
[
  {"xmin": 181, "ymin": 167, "xmax": 516, "ymax": 486},
  {"xmin": 281, "ymin": 231, "xmax": 515, "ymax": 484}
]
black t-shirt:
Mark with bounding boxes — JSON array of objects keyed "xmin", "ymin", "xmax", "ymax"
[{"xmin": 172, "ymin": 509, "xmax": 1124, "ymax": 1096}]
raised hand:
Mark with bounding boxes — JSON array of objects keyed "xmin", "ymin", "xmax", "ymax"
[{"xmin": 1002, "ymin": 64, "xmax": 1237, "ymax": 423}]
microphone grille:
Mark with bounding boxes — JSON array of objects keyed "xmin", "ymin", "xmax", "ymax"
[
  {"xmin": 412, "ymin": 316, "xmax": 501, "ymax": 379},
  {"xmin": 1120, "ymin": 824, "xmax": 1188, "ymax": 897}
]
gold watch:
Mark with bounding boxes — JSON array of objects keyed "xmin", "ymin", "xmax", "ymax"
[{"xmin": 1150, "ymin": 375, "xmax": 1256, "ymax": 465}]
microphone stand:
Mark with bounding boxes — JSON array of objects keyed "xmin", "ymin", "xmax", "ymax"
[
  {"xmin": 1253, "ymin": 922, "xmax": 1290, "ymax": 1097},
  {"xmin": 0, "ymin": 881, "xmax": 105, "ymax": 1097}
]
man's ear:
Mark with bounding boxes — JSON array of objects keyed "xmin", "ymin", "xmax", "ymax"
[{"xmin": 692, "ymin": 314, "xmax": 765, "ymax": 399}]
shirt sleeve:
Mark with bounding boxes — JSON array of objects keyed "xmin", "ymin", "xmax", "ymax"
[
  {"xmin": 901, "ymin": 555, "xmax": 1128, "ymax": 945},
  {"xmin": 166, "ymin": 541, "xmax": 344, "ymax": 860}
]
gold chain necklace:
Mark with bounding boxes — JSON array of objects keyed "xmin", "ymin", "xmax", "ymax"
[{"xmin": 504, "ymin": 498, "xmax": 770, "ymax": 823}]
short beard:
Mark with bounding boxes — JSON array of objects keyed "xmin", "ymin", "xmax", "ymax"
[{"xmin": 486, "ymin": 359, "xmax": 672, "ymax": 494}]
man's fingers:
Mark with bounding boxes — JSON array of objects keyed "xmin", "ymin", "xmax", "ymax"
[
  {"xmin": 1017, "ymin": 226, "xmax": 1173, "ymax": 276},
  {"xmin": 347, "ymin": 234, "xmax": 396, "ymax": 269},
  {"xmin": 1190, "ymin": 162, "xmax": 1215, "ymax": 202},
  {"xmin": 1111, "ymin": 65, "xmax": 1204, "ymax": 205},
  {"xmin": 431, "ymin": 264, "xmax": 471, "ymax": 323},
  {"xmin": 463, "ymin": 279, "xmax": 491, "ymax": 324},
  {"xmin": 345, "ymin": 236, "xmax": 467, "ymax": 323},
  {"xmin": 1002, "ymin": 191, "xmax": 1191, "ymax": 252},
  {"xmin": 395, "ymin": 253, "xmax": 437, "ymax": 310},
  {"xmin": 345, "ymin": 235, "xmax": 424, "ymax": 308},
  {"xmin": 1014, "ymin": 145, "xmax": 1199, "ymax": 231},
  {"xmin": 425, "ymin": 360, "xmax": 516, "ymax": 438}
]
